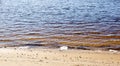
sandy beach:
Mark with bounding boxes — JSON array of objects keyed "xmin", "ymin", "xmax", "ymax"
[
  {"xmin": 0, "ymin": 0, "xmax": 120, "ymax": 66},
  {"xmin": 0, "ymin": 47, "xmax": 119, "ymax": 66}
]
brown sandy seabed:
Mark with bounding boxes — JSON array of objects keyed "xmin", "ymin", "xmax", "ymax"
[
  {"xmin": 0, "ymin": 47, "xmax": 120, "ymax": 66},
  {"xmin": 1, "ymin": 34, "xmax": 120, "ymax": 50}
]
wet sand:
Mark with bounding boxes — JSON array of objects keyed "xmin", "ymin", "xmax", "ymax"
[{"xmin": 0, "ymin": 47, "xmax": 120, "ymax": 66}]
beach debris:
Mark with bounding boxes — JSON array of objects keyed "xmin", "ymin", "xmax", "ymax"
[
  {"xmin": 39, "ymin": 60, "xmax": 43, "ymax": 62},
  {"xmin": 44, "ymin": 57, "xmax": 48, "ymax": 59},
  {"xmin": 18, "ymin": 46, "xmax": 32, "ymax": 49},
  {"xmin": 109, "ymin": 49, "xmax": 118, "ymax": 53},
  {"xmin": 59, "ymin": 46, "xmax": 68, "ymax": 51}
]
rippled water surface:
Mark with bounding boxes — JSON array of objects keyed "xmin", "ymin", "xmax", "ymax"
[{"xmin": 0, "ymin": 0, "xmax": 120, "ymax": 47}]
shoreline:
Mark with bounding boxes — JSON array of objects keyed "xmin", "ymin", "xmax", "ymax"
[{"xmin": 0, "ymin": 44, "xmax": 120, "ymax": 52}]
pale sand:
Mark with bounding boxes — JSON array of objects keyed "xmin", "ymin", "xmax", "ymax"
[{"xmin": 0, "ymin": 47, "xmax": 120, "ymax": 66}]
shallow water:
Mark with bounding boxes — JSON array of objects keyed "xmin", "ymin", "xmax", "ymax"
[{"xmin": 0, "ymin": 0, "xmax": 120, "ymax": 47}]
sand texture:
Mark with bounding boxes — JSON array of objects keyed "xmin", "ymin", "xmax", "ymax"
[{"xmin": 0, "ymin": 47, "xmax": 120, "ymax": 66}]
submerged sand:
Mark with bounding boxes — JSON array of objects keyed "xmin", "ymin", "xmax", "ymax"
[{"xmin": 0, "ymin": 47, "xmax": 120, "ymax": 66}]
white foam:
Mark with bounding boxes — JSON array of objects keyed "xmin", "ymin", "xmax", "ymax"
[
  {"xmin": 109, "ymin": 49, "xmax": 118, "ymax": 53},
  {"xmin": 18, "ymin": 46, "xmax": 32, "ymax": 49}
]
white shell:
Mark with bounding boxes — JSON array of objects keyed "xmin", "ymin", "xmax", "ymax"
[{"xmin": 59, "ymin": 46, "xmax": 68, "ymax": 51}]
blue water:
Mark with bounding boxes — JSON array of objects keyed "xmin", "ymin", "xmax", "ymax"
[{"xmin": 0, "ymin": 0, "xmax": 120, "ymax": 45}]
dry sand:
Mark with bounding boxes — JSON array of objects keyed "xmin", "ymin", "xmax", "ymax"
[{"xmin": 0, "ymin": 47, "xmax": 120, "ymax": 66}]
